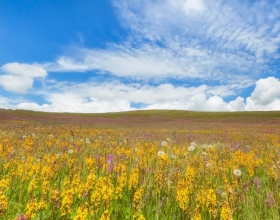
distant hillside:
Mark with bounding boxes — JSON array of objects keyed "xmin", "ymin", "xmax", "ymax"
[{"xmin": 1, "ymin": 108, "xmax": 280, "ymax": 128}]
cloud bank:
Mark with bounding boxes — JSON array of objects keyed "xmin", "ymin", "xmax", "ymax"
[{"xmin": 0, "ymin": 77, "xmax": 278, "ymax": 113}]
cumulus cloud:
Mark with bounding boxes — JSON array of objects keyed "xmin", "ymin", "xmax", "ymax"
[
  {"xmin": 245, "ymin": 77, "xmax": 280, "ymax": 110},
  {"xmin": 0, "ymin": 75, "xmax": 33, "ymax": 93},
  {"xmin": 12, "ymin": 80, "xmax": 247, "ymax": 113},
  {"xmin": 0, "ymin": 77, "xmax": 277, "ymax": 113},
  {"xmin": 0, "ymin": 62, "xmax": 47, "ymax": 93},
  {"xmin": 1, "ymin": 62, "xmax": 47, "ymax": 77},
  {"xmin": 250, "ymin": 77, "xmax": 280, "ymax": 105},
  {"xmin": 17, "ymin": 99, "xmax": 132, "ymax": 113},
  {"xmin": 228, "ymin": 97, "xmax": 245, "ymax": 111},
  {"xmin": 8, "ymin": 77, "xmax": 279, "ymax": 113}
]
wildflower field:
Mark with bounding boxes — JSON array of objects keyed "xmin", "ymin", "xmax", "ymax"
[{"xmin": 0, "ymin": 109, "xmax": 279, "ymax": 219}]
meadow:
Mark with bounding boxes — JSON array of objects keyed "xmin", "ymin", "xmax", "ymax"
[{"xmin": 0, "ymin": 109, "xmax": 279, "ymax": 219}]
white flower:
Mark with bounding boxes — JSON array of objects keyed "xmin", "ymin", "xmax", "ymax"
[
  {"xmin": 202, "ymin": 152, "xmax": 207, "ymax": 156},
  {"xmin": 206, "ymin": 163, "xmax": 211, "ymax": 168},
  {"xmin": 56, "ymin": 153, "xmax": 61, "ymax": 158},
  {"xmin": 190, "ymin": 142, "xmax": 196, "ymax": 147},
  {"xmin": 167, "ymin": 137, "xmax": 172, "ymax": 142},
  {"xmin": 134, "ymin": 147, "xmax": 138, "ymax": 152},
  {"xmin": 170, "ymin": 154, "xmax": 177, "ymax": 159},
  {"xmin": 233, "ymin": 169, "xmax": 242, "ymax": 177},
  {"xmin": 188, "ymin": 146, "xmax": 195, "ymax": 151},
  {"xmin": 201, "ymin": 144, "xmax": 214, "ymax": 149},
  {"xmin": 161, "ymin": 141, "xmax": 168, "ymax": 147},
  {"xmin": 68, "ymin": 150, "xmax": 74, "ymax": 154},
  {"xmin": 158, "ymin": 151, "xmax": 165, "ymax": 157}
]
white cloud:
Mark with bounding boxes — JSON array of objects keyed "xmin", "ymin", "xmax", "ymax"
[
  {"xmin": 0, "ymin": 96, "xmax": 13, "ymax": 109},
  {"xmin": 0, "ymin": 75, "xmax": 33, "ymax": 93},
  {"xmin": 250, "ymin": 77, "xmax": 280, "ymax": 105},
  {"xmin": 1, "ymin": 77, "xmax": 279, "ymax": 113},
  {"xmin": 245, "ymin": 97, "xmax": 280, "ymax": 111},
  {"xmin": 12, "ymin": 81, "xmax": 247, "ymax": 112},
  {"xmin": 1, "ymin": 62, "xmax": 47, "ymax": 77},
  {"xmin": 228, "ymin": 97, "xmax": 245, "ymax": 111},
  {"xmin": 0, "ymin": 62, "xmax": 47, "ymax": 93},
  {"xmin": 245, "ymin": 77, "xmax": 280, "ymax": 110},
  {"xmin": 183, "ymin": 0, "xmax": 208, "ymax": 13},
  {"xmin": 17, "ymin": 99, "xmax": 132, "ymax": 113},
  {"xmin": 36, "ymin": 0, "xmax": 280, "ymax": 86}
]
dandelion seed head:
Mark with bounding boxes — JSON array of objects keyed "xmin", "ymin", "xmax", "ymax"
[
  {"xmin": 188, "ymin": 146, "xmax": 195, "ymax": 151},
  {"xmin": 233, "ymin": 169, "xmax": 242, "ymax": 177},
  {"xmin": 206, "ymin": 162, "xmax": 211, "ymax": 168},
  {"xmin": 158, "ymin": 151, "xmax": 165, "ymax": 157},
  {"xmin": 68, "ymin": 149, "xmax": 74, "ymax": 154},
  {"xmin": 190, "ymin": 142, "xmax": 196, "ymax": 147},
  {"xmin": 161, "ymin": 141, "xmax": 167, "ymax": 147}
]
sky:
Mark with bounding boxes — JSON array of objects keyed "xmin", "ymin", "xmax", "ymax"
[{"xmin": 0, "ymin": 0, "xmax": 280, "ymax": 113}]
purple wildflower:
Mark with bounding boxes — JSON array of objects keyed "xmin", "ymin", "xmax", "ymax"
[
  {"xmin": 265, "ymin": 192, "xmax": 276, "ymax": 207},
  {"xmin": 17, "ymin": 214, "xmax": 27, "ymax": 220},
  {"xmin": 254, "ymin": 177, "xmax": 261, "ymax": 191}
]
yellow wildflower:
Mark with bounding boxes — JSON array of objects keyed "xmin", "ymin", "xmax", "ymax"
[
  {"xmin": 74, "ymin": 203, "xmax": 89, "ymax": 220},
  {"xmin": 100, "ymin": 209, "xmax": 110, "ymax": 220},
  {"xmin": 0, "ymin": 191, "xmax": 8, "ymax": 216}
]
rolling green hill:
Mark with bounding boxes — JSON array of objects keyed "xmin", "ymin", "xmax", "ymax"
[{"xmin": 1, "ymin": 108, "xmax": 280, "ymax": 129}]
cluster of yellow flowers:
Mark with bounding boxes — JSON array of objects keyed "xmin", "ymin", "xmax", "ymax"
[{"xmin": 0, "ymin": 123, "xmax": 279, "ymax": 219}]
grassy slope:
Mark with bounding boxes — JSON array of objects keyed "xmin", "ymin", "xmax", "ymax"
[{"xmin": 1, "ymin": 108, "xmax": 280, "ymax": 118}]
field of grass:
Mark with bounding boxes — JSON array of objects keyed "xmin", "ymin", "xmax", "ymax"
[{"xmin": 0, "ymin": 109, "xmax": 279, "ymax": 219}]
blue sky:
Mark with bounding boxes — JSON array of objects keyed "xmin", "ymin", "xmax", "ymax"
[{"xmin": 0, "ymin": 0, "xmax": 280, "ymax": 112}]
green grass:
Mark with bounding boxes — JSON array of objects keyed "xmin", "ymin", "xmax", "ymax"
[{"xmin": 2, "ymin": 108, "xmax": 280, "ymax": 119}]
